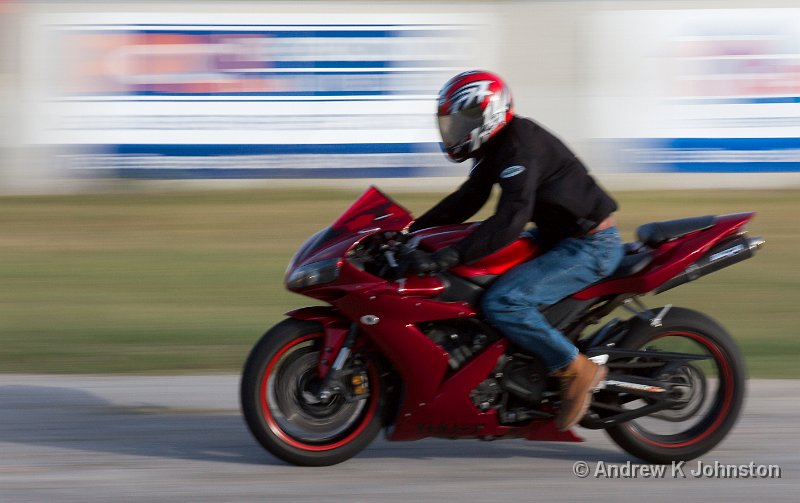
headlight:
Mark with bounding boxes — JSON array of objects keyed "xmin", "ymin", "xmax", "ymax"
[{"xmin": 285, "ymin": 258, "xmax": 342, "ymax": 291}]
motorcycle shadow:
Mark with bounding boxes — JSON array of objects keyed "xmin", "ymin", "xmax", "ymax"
[
  {"xmin": 0, "ymin": 384, "xmax": 274, "ymax": 466},
  {"xmin": 362, "ymin": 436, "xmax": 630, "ymax": 464},
  {"xmin": 0, "ymin": 385, "xmax": 629, "ymax": 467}
]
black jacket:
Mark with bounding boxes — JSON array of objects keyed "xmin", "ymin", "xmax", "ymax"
[{"xmin": 410, "ymin": 117, "xmax": 617, "ymax": 264}]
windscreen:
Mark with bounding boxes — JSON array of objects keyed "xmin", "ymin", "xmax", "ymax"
[
  {"xmin": 330, "ymin": 186, "xmax": 413, "ymax": 234},
  {"xmin": 290, "ymin": 187, "xmax": 413, "ymax": 266}
]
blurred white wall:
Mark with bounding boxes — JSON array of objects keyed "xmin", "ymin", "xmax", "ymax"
[{"xmin": 3, "ymin": 0, "xmax": 800, "ymax": 193}]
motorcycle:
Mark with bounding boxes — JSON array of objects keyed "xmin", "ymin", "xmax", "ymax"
[{"xmin": 241, "ymin": 187, "xmax": 763, "ymax": 466}]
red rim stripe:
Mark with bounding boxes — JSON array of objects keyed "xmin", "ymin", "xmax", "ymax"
[
  {"xmin": 628, "ymin": 331, "xmax": 734, "ymax": 449},
  {"xmin": 259, "ymin": 334, "xmax": 379, "ymax": 452}
]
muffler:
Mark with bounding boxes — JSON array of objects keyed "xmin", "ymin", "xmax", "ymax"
[{"xmin": 655, "ymin": 234, "xmax": 764, "ymax": 294}]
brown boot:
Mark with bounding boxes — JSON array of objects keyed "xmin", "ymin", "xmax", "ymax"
[{"xmin": 552, "ymin": 354, "xmax": 607, "ymax": 431}]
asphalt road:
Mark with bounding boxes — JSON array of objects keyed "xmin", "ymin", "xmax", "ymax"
[{"xmin": 0, "ymin": 376, "xmax": 796, "ymax": 502}]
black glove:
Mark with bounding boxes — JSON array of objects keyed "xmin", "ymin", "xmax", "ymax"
[{"xmin": 401, "ymin": 246, "xmax": 460, "ymax": 275}]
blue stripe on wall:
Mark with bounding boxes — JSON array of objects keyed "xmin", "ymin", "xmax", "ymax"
[
  {"xmin": 619, "ymin": 137, "xmax": 800, "ymax": 173},
  {"xmin": 106, "ymin": 143, "xmax": 442, "ymax": 156},
  {"xmin": 661, "ymin": 163, "xmax": 800, "ymax": 173},
  {"xmin": 671, "ymin": 96, "xmax": 800, "ymax": 105},
  {"xmin": 664, "ymin": 138, "xmax": 800, "ymax": 150},
  {"xmin": 61, "ymin": 28, "xmax": 461, "ymax": 39},
  {"xmin": 66, "ymin": 142, "xmax": 460, "ymax": 179},
  {"xmin": 111, "ymin": 167, "xmax": 440, "ymax": 180},
  {"xmin": 63, "ymin": 90, "xmax": 405, "ymax": 98}
]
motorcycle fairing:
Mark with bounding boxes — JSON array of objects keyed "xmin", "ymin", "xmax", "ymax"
[
  {"xmin": 289, "ymin": 187, "xmax": 413, "ymax": 269},
  {"xmin": 281, "ymin": 190, "xmax": 757, "ymax": 443},
  {"xmin": 326, "ymin": 283, "xmax": 580, "ymax": 442}
]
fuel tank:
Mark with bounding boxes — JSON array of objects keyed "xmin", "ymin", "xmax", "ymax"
[{"xmin": 411, "ymin": 224, "xmax": 540, "ymax": 277}]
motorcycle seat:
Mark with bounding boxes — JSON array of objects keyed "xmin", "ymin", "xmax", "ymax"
[{"xmin": 636, "ymin": 215, "xmax": 716, "ymax": 247}]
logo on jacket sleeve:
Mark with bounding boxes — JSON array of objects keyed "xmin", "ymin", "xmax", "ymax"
[{"xmin": 500, "ymin": 165, "xmax": 525, "ymax": 179}]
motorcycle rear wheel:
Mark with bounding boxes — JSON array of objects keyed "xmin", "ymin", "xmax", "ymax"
[
  {"xmin": 241, "ymin": 319, "xmax": 385, "ymax": 466},
  {"xmin": 603, "ymin": 307, "xmax": 745, "ymax": 464}
]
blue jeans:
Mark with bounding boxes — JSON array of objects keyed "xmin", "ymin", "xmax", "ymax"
[{"xmin": 481, "ymin": 227, "xmax": 624, "ymax": 372}]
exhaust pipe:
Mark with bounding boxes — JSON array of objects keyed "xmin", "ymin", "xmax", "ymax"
[{"xmin": 655, "ymin": 235, "xmax": 764, "ymax": 294}]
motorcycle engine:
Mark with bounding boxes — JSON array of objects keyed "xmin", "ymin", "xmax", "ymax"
[
  {"xmin": 471, "ymin": 353, "xmax": 550, "ymax": 413},
  {"xmin": 499, "ymin": 353, "xmax": 549, "ymax": 403},
  {"xmin": 421, "ymin": 320, "xmax": 550, "ymax": 416},
  {"xmin": 421, "ymin": 320, "xmax": 498, "ymax": 370}
]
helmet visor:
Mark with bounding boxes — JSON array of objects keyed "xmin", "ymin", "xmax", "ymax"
[{"xmin": 437, "ymin": 106, "xmax": 483, "ymax": 150}]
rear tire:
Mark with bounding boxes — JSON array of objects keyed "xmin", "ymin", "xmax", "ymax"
[
  {"xmin": 241, "ymin": 319, "xmax": 385, "ymax": 466},
  {"xmin": 603, "ymin": 307, "xmax": 746, "ymax": 464}
]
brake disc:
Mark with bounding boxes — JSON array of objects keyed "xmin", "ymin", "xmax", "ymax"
[{"xmin": 652, "ymin": 364, "xmax": 707, "ymax": 422}]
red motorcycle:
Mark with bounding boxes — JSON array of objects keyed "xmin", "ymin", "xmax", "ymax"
[{"xmin": 241, "ymin": 187, "xmax": 763, "ymax": 466}]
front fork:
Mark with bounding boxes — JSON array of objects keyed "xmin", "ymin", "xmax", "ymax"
[
  {"xmin": 285, "ymin": 308, "xmax": 371, "ymax": 404},
  {"xmin": 316, "ymin": 322, "xmax": 364, "ymax": 402}
]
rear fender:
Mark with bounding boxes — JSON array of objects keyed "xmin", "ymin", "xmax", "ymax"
[
  {"xmin": 286, "ymin": 307, "xmax": 351, "ymax": 379},
  {"xmin": 574, "ymin": 212, "xmax": 755, "ymax": 299}
]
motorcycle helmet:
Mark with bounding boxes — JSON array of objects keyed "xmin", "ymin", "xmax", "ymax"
[{"xmin": 436, "ymin": 70, "xmax": 514, "ymax": 162}]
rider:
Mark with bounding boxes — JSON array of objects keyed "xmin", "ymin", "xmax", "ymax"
[{"xmin": 404, "ymin": 70, "xmax": 624, "ymax": 431}]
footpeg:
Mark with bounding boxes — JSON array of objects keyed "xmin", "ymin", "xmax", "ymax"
[
  {"xmin": 589, "ymin": 354, "xmax": 609, "ymax": 390},
  {"xmin": 588, "ymin": 354, "xmax": 609, "ymax": 365}
]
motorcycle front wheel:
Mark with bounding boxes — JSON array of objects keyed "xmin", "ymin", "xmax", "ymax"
[
  {"xmin": 241, "ymin": 318, "xmax": 385, "ymax": 466},
  {"xmin": 603, "ymin": 307, "xmax": 746, "ymax": 464}
]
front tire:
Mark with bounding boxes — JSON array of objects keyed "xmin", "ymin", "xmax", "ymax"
[
  {"xmin": 603, "ymin": 307, "xmax": 746, "ymax": 464},
  {"xmin": 241, "ymin": 319, "xmax": 384, "ymax": 466}
]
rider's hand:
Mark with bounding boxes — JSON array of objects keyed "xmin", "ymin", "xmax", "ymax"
[
  {"xmin": 401, "ymin": 246, "xmax": 460, "ymax": 275},
  {"xmin": 431, "ymin": 246, "xmax": 460, "ymax": 271}
]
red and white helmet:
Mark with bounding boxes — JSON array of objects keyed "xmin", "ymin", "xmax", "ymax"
[{"xmin": 436, "ymin": 70, "xmax": 514, "ymax": 162}]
